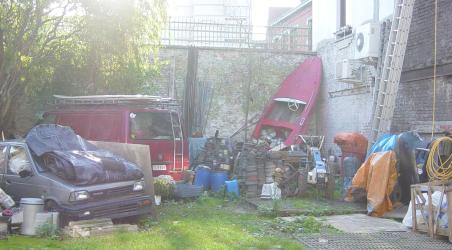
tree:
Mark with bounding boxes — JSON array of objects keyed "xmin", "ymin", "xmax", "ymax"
[{"xmin": 0, "ymin": 0, "xmax": 166, "ymax": 137}]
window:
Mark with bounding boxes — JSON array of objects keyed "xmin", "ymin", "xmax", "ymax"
[
  {"xmin": 338, "ymin": 0, "xmax": 347, "ymax": 28},
  {"xmin": 0, "ymin": 146, "xmax": 6, "ymax": 174},
  {"xmin": 7, "ymin": 146, "xmax": 32, "ymax": 175},
  {"xmin": 129, "ymin": 112, "xmax": 175, "ymax": 140}
]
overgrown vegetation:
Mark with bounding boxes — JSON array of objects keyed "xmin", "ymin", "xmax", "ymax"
[
  {"xmin": 0, "ymin": 0, "xmax": 166, "ymax": 136},
  {"xmin": 35, "ymin": 222, "xmax": 61, "ymax": 240},
  {"xmin": 1, "ymin": 197, "xmax": 306, "ymax": 249}
]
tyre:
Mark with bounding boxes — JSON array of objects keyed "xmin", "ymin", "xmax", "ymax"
[{"xmin": 44, "ymin": 200, "xmax": 70, "ymax": 228}]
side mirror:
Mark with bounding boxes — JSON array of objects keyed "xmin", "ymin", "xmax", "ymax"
[{"xmin": 19, "ymin": 169, "xmax": 33, "ymax": 178}]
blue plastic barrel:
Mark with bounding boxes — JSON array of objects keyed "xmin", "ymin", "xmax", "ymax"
[
  {"xmin": 210, "ymin": 171, "xmax": 228, "ymax": 192},
  {"xmin": 194, "ymin": 166, "xmax": 211, "ymax": 190},
  {"xmin": 225, "ymin": 179, "xmax": 239, "ymax": 197}
]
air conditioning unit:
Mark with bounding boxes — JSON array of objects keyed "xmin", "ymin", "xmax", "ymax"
[
  {"xmin": 354, "ymin": 22, "xmax": 380, "ymax": 60},
  {"xmin": 336, "ymin": 59, "xmax": 362, "ymax": 84}
]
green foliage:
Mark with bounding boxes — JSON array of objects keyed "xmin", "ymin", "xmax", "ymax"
[
  {"xmin": 1, "ymin": 196, "xmax": 303, "ymax": 249},
  {"xmin": 271, "ymin": 216, "xmax": 322, "ymax": 234},
  {"xmin": 258, "ymin": 199, "xmax": 282, "ymax": 218},
  {"xmin": 35, "ymin": 222, "xmax": 61, "ymax": 240},
  {"xmin": 0, "ymin": 0, "xmax": 166, "ymax": 134},
  {"xmin": 153, "ymin": 175, "xmax": 175, "ymax": 199}
]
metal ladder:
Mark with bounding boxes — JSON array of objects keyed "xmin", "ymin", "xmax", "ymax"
[
  {"xmin": 370, "ymin": 0, "xmax": 415, "ymax": 142},
  {"xmin": 170, "ymin": 112, "xmax": 184, "ymax": 172}
]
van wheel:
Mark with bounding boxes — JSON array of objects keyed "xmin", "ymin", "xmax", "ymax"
[{"xmin": 45, "ymin": 200, "xmax": 70, "ymax": 228}]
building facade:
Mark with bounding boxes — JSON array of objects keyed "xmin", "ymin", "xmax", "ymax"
[
  {"xmin": 313, "ymin": 0, "xmax": 452, "ymax": 154},
  {"xmin": 267, "ymin": 0, "xmax": 312, "ymax": 51}
]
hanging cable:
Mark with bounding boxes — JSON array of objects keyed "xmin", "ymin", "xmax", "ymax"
[
  {"xmin": 426, "ymin": 137, "xmax": 452, "ymax": 181},
  {"xmin": 431, "ymin": 0, "xmax": 438, "ymax": 140}
]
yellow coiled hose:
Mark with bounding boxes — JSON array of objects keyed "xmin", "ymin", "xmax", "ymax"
[{"xmin": 426, "ymin": 136, "xmax": 452, "ymax": 181}]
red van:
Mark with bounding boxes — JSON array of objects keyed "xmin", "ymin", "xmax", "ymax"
[{"xmin": 42, "ymin": 95, "xmax": 189, "ymax": 181}]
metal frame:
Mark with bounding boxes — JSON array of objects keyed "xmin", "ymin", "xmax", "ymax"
[{"xmin": 160, "ymin": 19, "xmax": 312, "ymax": 52}]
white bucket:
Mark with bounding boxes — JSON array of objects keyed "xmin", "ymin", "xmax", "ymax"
[
  {"xmin": 155, "ymin": 195, "xmax": 161, "ymax": 206},
  {"xmin": 20, "ymin": 198, "xmax": 44, "ymax": 235}
]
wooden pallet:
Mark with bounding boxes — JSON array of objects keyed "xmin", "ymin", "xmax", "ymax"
[{"xmin": 410, "ymin": 181, "xmax": 452, "ymax": 242}]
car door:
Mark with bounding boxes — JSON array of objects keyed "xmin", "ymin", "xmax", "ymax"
[{"xmin": 3, "ymin": 145, "xmax": 43, "ymax": 201}]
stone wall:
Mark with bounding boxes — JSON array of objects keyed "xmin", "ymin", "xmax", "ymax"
[{"xmin": 154, "ymin": 47, "xmax": 312, "ymax": 138}]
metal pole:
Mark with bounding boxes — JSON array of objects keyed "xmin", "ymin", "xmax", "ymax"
[{"xmin": 244, "ymin": 54, "xmax": 252, "ymax": 142}]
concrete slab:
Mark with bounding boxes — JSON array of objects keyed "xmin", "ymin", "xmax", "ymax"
[
  {"xmin": 383, "ymin": 205, "xmax": 409, "ymax": 220},
  {"xmin": 321, "ymin": 214, "xmax": 408, "ymax": 233}
]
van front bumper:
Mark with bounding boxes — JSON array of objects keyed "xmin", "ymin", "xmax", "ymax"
[{"xmin": 59, "ymin": 194, "xmax": 153, "ymax": 220}]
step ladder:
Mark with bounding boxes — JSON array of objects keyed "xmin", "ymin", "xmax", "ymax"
[
  {"xmin": 370, "ymin": 0, "xmax": 416, "ymax": 142},
  {"xmin": 170, "ymin": 112, "xmax": 184, "ymax": 172}
]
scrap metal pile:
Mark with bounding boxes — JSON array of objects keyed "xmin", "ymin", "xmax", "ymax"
[
  {"xmin": 234, "ymin": 136, "xmax": 334, "ymax": 199},
  {"xmin": 193, "ymin": 136, "xmax": 232, "ymax": 172}
]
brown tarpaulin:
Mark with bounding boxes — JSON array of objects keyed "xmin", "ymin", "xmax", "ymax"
[{"xmin": 345, "ymin": 151, "xmax": 398, "ymax": 217}]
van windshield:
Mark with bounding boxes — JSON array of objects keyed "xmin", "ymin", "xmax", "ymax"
[{"xmin": 129, "ymin": 112, "xmax": 174, "ymax": 140}]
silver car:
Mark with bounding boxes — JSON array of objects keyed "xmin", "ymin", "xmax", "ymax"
[{"xmin": 0, "ymin": 140, "xmax": 153, "ymax": 225}]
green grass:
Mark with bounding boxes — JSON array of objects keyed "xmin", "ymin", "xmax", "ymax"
[{"xmin": 0, "ymin": 197, "xmax": 303, "ymax": 250}]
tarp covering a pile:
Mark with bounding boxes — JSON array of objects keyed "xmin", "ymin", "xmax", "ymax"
[
  {"xmin": 345, "ymin": 151, "xmax": 398, "ymax": 217},
  {"xmin": 26, "ymin": 124, "xmax": 143, "ymax": 186},
  {"xmin": 333, "ymin": 132, "xmax": 368, "ymax": 161},
  {"xmin": 366, "ymin": 132, "xmax": 422, "ymax": 203}
]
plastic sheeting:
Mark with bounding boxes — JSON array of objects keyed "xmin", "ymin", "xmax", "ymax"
[
  {"xmin": 334, "ymin": 132, "xmax": 368, "ymax": 161},
  {"xmin": 26, "ymin": 124, "xmax": 143, "ymax": 186},
  {"xmin": 188, "ymin": 137, "xmax": 207, "ymax": 166},
  {"xmin": 345, "ymin": 151, "xmax": 398, "ymax": 217},
  {"xmin": 367, "ymin": 134, "xmax": 398, "ymax": 157}
]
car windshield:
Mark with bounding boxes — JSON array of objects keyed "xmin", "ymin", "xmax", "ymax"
[
  {"xmin": 129, "ymin": 112, "xmax": 175, "ymax": 140},
  {"xmin": 267, "ymin": 101, "xmax": 305, "ymax": 123}
]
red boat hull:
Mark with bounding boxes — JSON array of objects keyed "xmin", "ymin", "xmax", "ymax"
[{"xmin": 252, "ymin": 57, "xmax": 322, "ymax": 146}]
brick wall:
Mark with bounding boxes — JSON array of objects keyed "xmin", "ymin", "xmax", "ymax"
[{"xmin": 393, "ymin": 0, "xmax": 452, "ymax": 136}]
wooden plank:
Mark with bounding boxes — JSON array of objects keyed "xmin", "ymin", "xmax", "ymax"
[
  {"xmin": 448, "ymin": 190, "xmax": 452, "ymax": 242},
  {"xmin": 427, "ymin": 185, "xmax": 434, "ymax": 237},
  {"xmin": 411, "ymin": 187, "xmax": 417, "ymax": 232},
  {"xmin": 68, "ymin": 218, "xmax": 113, "ymax": 227}
]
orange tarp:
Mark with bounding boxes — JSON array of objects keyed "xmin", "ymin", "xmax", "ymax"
[{"xmin": 345, "ymin": 151, "xmax": 398, "ymax": 217}]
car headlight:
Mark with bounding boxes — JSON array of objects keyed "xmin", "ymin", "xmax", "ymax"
[
  {"xmin": 69, "ymin": 190, "xmax": 90, "ymax": 201},
  {"xmin": 133, "ymin": 180, "xmax": 144, "ymax": 191}
]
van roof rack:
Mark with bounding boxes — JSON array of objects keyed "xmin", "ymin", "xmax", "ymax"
[{"xmin": 52, "ymin": 95, "xmax": 181, "ymax": 111}]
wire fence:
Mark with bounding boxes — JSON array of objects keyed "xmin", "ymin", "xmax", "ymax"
[{"xmin": 160, "ymin": 19, "xmax": 312, "ymax": 52}]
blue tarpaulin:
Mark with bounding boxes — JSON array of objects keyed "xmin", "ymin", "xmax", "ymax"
[
  {"xmin": 367, "ymin": 134, "xmax": 398, "ymax": 157},
  {"xmin": 189, "ymin": 137, "xmax": 207, "ymax": 165}
]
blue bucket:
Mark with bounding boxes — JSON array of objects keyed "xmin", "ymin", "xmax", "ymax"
[
  {"xmin": 210, "ymin": 171, "xmax": 228, "ymax": 192},
  {"xmin": 194, "ymin": 166, "xmax": 211, "ymax": 190},
  {"xmin": 225, "ymin": 179, "xmax": 239, "ymax": 197}
]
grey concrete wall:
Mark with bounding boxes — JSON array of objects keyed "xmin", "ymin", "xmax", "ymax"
[
  {"xmin": 316, "ymin": 37, "xmax": 374, "ymax": 155},
  {"xmin": 154, "ymin": 47, "xmax": 312, "ymax": 138}
]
